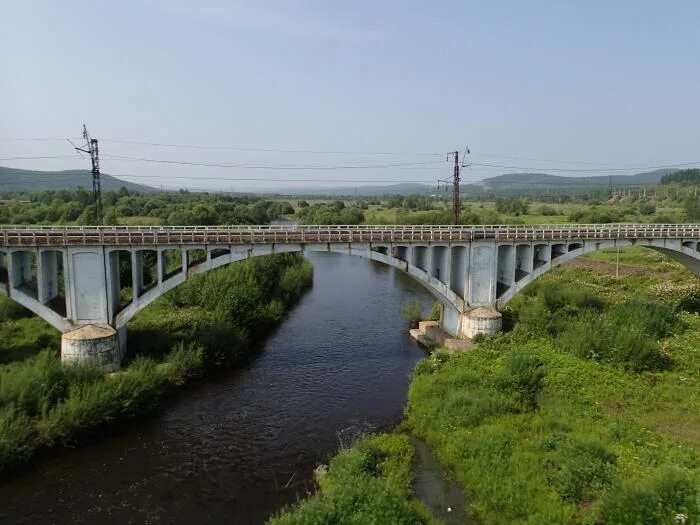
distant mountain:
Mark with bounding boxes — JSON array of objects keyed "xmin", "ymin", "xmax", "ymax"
[
  {"xmin": 468, "ymin": 169, "xmax": 677, "ymax": 189},
  {"xmin": 277, "ymin": 169, "xmax": 677, "ymax": 197},
  {"xmin": 277, "ymin": 182, "xmax": 438, "ymax": 197},
  {"xmin": 0, "ymin": 166, "xmax": 156, "ymax": 193}
]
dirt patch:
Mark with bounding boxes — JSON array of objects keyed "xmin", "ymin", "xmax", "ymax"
[{"xmin": 564, "ymin": 258, "xmax": 657, "ymax": 277}]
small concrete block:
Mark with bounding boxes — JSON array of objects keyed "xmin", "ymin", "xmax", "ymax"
[
  {"xmin": 418, "ymin": 320, "xmax": 440, "ymax": 331},
  {"xmin": 444, "ymin": 338, "xmax": 473, "ymax": 352}
]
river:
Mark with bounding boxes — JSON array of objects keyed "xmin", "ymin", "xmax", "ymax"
[{"xmin": 0, "ymin": 252, "xmax": 434, "ymax": 524}]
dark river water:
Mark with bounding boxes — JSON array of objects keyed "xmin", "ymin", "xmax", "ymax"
[{"xmin": 0, "ymin": 253, "xmax": 434, "ymax": 524}]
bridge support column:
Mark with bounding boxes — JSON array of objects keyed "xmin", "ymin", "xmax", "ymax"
[
  {"xmin": 458, "ymin": 307, "xmax": 502, "ymax": 339},
  {"xmin": 61, "ymin": 324, "xmax": 122, "ymax": 371}
]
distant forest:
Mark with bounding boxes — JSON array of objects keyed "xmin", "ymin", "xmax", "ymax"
[{"xmin": 661, "ymin": 168, "xmax": 700, "ymax": 185}]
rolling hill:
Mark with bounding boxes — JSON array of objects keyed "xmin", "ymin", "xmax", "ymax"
[
  {"xmin": 0, "ymin": 166, "xmax": 155, "ymax": 193},
  {"xmin": 277, "ymin": 169, "xmax": 677, "ymax": 197}
]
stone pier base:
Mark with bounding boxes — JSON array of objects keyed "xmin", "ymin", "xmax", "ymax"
[
  {"xmin": 458, "ymin": 307, "xmax": 502, "ymax": 339},
  {"xmin": 61, "ymin": 324, "xmax": 122, "ymax": 371}
]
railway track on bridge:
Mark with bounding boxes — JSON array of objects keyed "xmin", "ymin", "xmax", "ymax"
[{"xmin": 1, "ymin": 224, "xmax": 699, "ymax": 247}]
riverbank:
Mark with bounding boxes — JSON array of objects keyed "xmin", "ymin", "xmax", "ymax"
[
  {"xmin": 272, "ymin": 250, "xmax": 700, "ymax": 524},
  {"xmin": 0, "ymin": 253, "xmax": 313, "ymax": 477}
]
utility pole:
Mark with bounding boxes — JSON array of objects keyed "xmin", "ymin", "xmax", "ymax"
[
  {"xmin": 451, "ymin": 150, "xmax": 460, "ymax": 224},
  {"xmin": 446, "ymin": 147, "xmax": 469, "ymax": 225},
  {"xmin": 75, "ymin": 125, "xmax": 103, "ymax": 225}
]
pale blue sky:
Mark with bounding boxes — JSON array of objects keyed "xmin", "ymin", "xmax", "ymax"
[{"xmin": 1, "ymin": 1, "xmax": 699, "ymax": 191}]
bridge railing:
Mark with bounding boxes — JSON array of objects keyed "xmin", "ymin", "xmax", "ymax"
[{"xmin": 0, "ymin": 224, "xmax": 699, "ymax": 247}]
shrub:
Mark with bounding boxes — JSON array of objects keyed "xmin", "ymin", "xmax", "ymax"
[
  {"xmin": 544, "ymin": 438, "xmax": 616, "ymax": 502},
  {"xmin": 494, "ymin": 351, "xmax": 546, "ymax": 410},
  {"xmin": 429, "ymin": 301, "xmax": 441, "ymax": 322},
  {"xmin": 400, "ymin": 299, "xmax": 423, "ymax": 328},
  {"xmin": 164, "ymin": 342, "xmax": 205, "ymax": 384},
  {"xmin": 0, "ymin": 351, "xmax": 68, "ymax": 417},
  {"xmin": 0, "ymin": 407, "xmax": 37, "ymax": 470},
  {"xmin": 598, "ymin": 467, "xmax": 698, "ymax": 524}
]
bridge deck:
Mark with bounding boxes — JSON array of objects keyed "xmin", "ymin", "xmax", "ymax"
[{"xmin": 0, "ymin": 224, "xmax": 699, "ymax": 247}]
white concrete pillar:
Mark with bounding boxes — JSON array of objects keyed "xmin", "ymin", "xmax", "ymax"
[
  {"xmin": 516, "ymin": 244, "xmax": 533, "ymax": 277},
  {"xmin": 64, "ymin": 247, "xmax": 110, "ymax": 324},
  {"xmin": 442, "ymin": 246, "xmax": 451, "ymax": 286},
  {"xmin": 182, "ymin": 249, "xmax": 189, "ymax": 279},
  {"xmin": 9, "ymin": 250, "xmax": 32, "ymax": 288},
  {"xmin": 156, "ymin": 249, "xmax": 165, "ymax": 284},
  {"xmin": 38, "ymin": 250, "xmax": 59, "ymax": 304},
  {"xmin": 533, "ymin": 244, "xmax": 551, "ymax": 269},
  {"xmin": 497, "ymin": 245, "xmax": 516, "ymax": 291},
  {"xmin": 131, "ymin": 250, "xmax": 143, "ymax": 299},
  {"xmin": 467, "ymin": 242, "xmax": 497, "ymax": 307},
  {"xmin": 449, "ymin": 245, "xmax": 468, "ymax": 300}
]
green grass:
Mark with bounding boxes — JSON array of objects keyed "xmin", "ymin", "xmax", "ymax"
[
  {"xmin": 268, "ymin": 434, "xmax": 439, "ymax": 525},
  {"xmin": 0, "ymin": 295, "xmax": 60, "ymax": 364},
  {"xmin": 405, "ymin": 262, "xmax": 700, "ymax": 524}
]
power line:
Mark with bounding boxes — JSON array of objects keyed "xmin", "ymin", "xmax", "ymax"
[
  {"xmin": 470, "ymin": 151, "xmax": 653, "ymax": 167},
  {"xmin": 98, "ymin": 139, "xmax": 446, "ymax": 156},
  {"xmin": 99, "ymin": 154, "xmax": 445, "ymax": 170},
  {"xmin": 469, "ymin": 160, "xmax": 700, "ymax": 173},
  {"xmin": 0, "ymin": 168, "xmax": 676, "ymax": 186},
  {"xmin": 0, "ymin": 155, "xmax": 82, "ymax": 161}
]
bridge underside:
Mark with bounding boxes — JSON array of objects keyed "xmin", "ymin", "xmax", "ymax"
[{"xmin": 1, "ymin": 236, "xmax": 699, "ymax": 369}]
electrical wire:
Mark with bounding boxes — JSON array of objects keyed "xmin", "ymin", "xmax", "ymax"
[{"xmin": 98, "ymin": 154, "xmax": 446, "ymax": 170}]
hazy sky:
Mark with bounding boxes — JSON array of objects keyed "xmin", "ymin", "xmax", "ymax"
[{"xmin": 1, "ymin": 1, "xmax": 699, "ymax": 191}]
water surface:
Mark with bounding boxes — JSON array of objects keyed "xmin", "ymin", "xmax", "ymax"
[{"xmin": 0, "ymin": 253, "xmax": 433, "ymax": 524}]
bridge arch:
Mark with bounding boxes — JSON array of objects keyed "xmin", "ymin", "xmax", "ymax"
[
  {"xmin": 496, "ymin": 238, "xmax": 700, "ymax": 308},
  {"xmin": 114, "ymin": 242, "xmax": 466, "ymax": 330}
]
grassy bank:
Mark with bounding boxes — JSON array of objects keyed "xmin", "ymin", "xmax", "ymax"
[
  {"xmin": 0, "ymin": 253, "xmax": 312, "ymax": 476},
  {"xmin": 268, "ymin": 434, "xmax": 438, "ymax": 525},
  {"xmin": 272, "ymin": 250, "xmax": 699, "ymax": 524},
  {"xmin": 406, "ymin": 262, "xmax": 699, "ymax": 524}
]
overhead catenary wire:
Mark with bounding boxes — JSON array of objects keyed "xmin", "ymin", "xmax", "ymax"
[
  {"xmin": 3, "ymin": 136, "xmax": 700, "ymax": 171},
  {"xmin": 98, "ymin": 154, "xmax": 446, "ymax": 170}
]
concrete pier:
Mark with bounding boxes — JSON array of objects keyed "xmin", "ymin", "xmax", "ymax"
[
  {"xmin": 61, "ymin": 324, "xmax": 121, "ymax": 371},
  {"xmin": 459, "ymin": 307, "xmax": 502, "ymax": 339}
]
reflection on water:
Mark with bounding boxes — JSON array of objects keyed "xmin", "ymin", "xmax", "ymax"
[{"xmin": 0, "ymin": 253, "xmax": 434, "ymax": 524}]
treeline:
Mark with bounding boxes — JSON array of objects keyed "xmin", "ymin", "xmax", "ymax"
[
  {"xmin": 0, "ymin": 187, "xmax": 294, "ymax": 226},
  {"xmin": 660, "ymin": 168, "xmax": 700, "ymax": 185},
  {"xmin": 0, "ymin": 253, "xmax": 313, "ymax": 475},
  {"xmin": 295, "ymin": 201, "xmax": 365, "ymax": 225}
]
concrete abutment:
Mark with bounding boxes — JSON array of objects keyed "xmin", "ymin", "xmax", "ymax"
[{"xmin": 61, "ymin": 324, "xmax": 124, "ymax": 371}]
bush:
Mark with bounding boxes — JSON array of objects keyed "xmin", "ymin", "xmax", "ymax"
[
  {"xmin": 513, "ymin": 282, "xmax": 673, "ymax": 371},
  {"xmin": 164, "ymin": 342, "xmax": 205, "ymax": 384},
  {"xmin": 0, "ymin": 407, "xmax": 36, "ymax": 469},
  {"xmin": 400, "ymin": 299, "xmax": 423, "ymax": 328},
  {"xmin": 544, "ymin": 438, "xmax": 616, "ymax": 502},
  {"xmin": 428, "ymin": 302, "xmax": 441, "ymax": 321},
  {"xmin": 599, "ymin": 467, "xmax": 698, "ymax": 524},
  {"xmin": 0, "ymin": 351, "xmax": 68, "ymax": 417},
  {"xmin": 494, "ymin": 351, "xmax": 546, "ymax": 410}
]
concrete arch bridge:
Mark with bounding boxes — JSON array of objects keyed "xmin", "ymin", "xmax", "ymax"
[{"xmin": 1, "ymin": 224, "xmax": 699, "ymax": 370}]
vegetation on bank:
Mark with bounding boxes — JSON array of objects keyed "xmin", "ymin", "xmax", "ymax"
[
  {"xmin": 0, "ymin": 253, "xmax": 313, "ymax": 476},
  {"xmin": 268, "ymin": 434, "xmax": 437, "ymax": 525},
  {"xmin": 406, "ymin": 263, "xmax": 699, "ymax": 524},
  {"xmin": 272, "ymin": 250, "xmax": 699, "ymax": 524}
]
